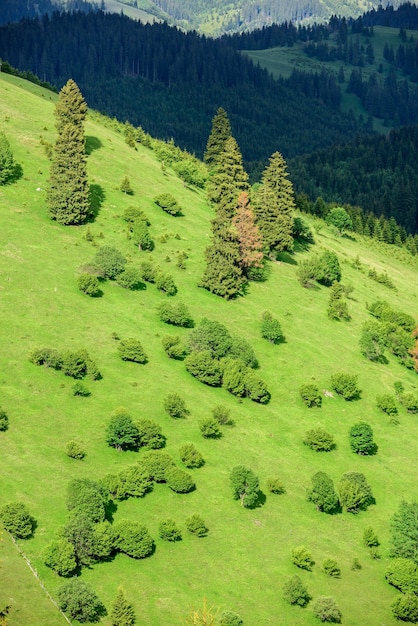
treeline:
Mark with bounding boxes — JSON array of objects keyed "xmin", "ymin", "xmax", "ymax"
[
  {"xmin": 0, "ymin": 0, "xmax": 99, "ymax": 26},
  {"xmin": 290, "ymin": 125, "xmax": 418, "ymax": 234},
  {"xmin": 0, "ymin": 10, "xmax": 362, "ymax": 173}
]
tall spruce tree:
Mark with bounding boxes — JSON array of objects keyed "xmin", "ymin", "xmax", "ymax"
[
  {"xmin": 110, "ymin": 587, "xmax": 136, "ymax": 626},
  {"xmin": 232, "ymin": 191, "xmax": 263, "ymax": 274},
  {"xmin": 200, "ymin": 207, "xmax": 245, "ymax": 299},
  {"xmin": 254, "ymin": 151, "xmax": 295, "ymax": 253},
  {"xmin": 0, "ymin": 132, "xmax": 15, "ymax": 184},
  {"xmin": 47, "ymin": 79, "xmax": 90, "ymax": 225},
  {"xmin": 206, "ymin": 136, "xmax": 249, "ymax": 217},
  {"xmin": 203, "ymin": 107, "xmax": 232, "ymax": 168}
]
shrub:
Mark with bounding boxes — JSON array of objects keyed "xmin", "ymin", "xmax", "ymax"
[
  {"xmin": 308, "ymin": 471, "xmax": 339, "ymax": 513},
  {"xmin": 244, "ymin": 371, "xmax": 270, "ymax": 404},
  {"xmin": 164, "ymin": 393, "xmax": 188, "ymax": 418},
  {"xmin": 106, "ymin": 408, "xmax": 140, "ymax": 451},
  {"xmin": 136, "ymin": 418, "xmax": 165, "ymax": 449},
  {"xmin": 392, "ymin": 595, "xmax": 418, "ymax": 622},
  {"xmin": 61, "ymin": 512, "xmax": 96, "ymax": 565},
  {"xmin": 154, "ymin": 192, "xmax": 182, "ymax": 216},
  {"xmin": 316, "ymin": 250, "xmax": 341, "ymax": 286},
  {"xmin": 140, "ymin": 261, "xmax": 157, "ymax": 282},
  {"xmin": 184, "ymin": 350, "xmax": 222, "ymax": 386},
  {"xmin": 327, "ymin": 283, "xmax": 350, "ymax": 321},
  {"xmin": 66, "ymin": 440, "xmax": 85, "ymax": 459},
  {"xmin": 158, "ymin": 301, "xmax": 193, "ymax": 327},
  {"xmin": 299, "ymin": 383, "xmax": 322, "ymax": 407},
  {"xmin": 351, "ymin": 558, "xmax": 362, "ymax": 570},
  {"xmin": 114, "ymin": 520, "xmax": 154, "ymax": 558},
  {"xmin": 116, "ymin": 266, "xmax": 144, "ymax": 290},
  {"xmin": 312, "ymin": 596, "xmax": 342, "ymax": 623},
  {"xmin": 219, "ymin": 610, "xmax": 244, "ymax": 626},
  {"xmin": 162, "ymin": 335, "xmax": 186, "ymax": 359},
  {"xmin": 326, "ymin": 206, "xmax": 353, "ymax": 233},
  {"xmin": 185, "ymin": 514, "xmax": 208, "ymax": 537},
  {"xmin": 165, "ymin": 467, "xmax": 195, "ymax": 493},
  {"xmin": 282, "ymin": 575, "xmax": 311, "ymax": 607},
  {"xmin": 0, "ymin": 502, "xmax": 35, "ymax": 538},
  {"xmin": 229, "ymin": 336, "xmax": 258, "ymax": 368},
  {"xmin": 93, "ymin": 245, "xmax": 126, "ymax": 279},
  {"xmin": 66, "ymin": 478, "xmax": 107, "ymax": 523},
  {"xmin": 110, "ymin": 587, "xmax": 136, "ymax": 626},
  {"xmin": 0, "ymin": 408, "xmax": 9, "ymax": 431},
  {"xmin": 400, "ymin": 393, "xmax": 418, "ymax": 413},
  {"xmin": 330, "ymin": 372, "xmax": 361, "ymax": 400},
  {"xmin": 93, "ymin": 521, "xmax": 116, "ymax": 560},
  {"xmin": 117, "ymin": 338, "xmax": 147, "ymax": 363},
  {"xmin": 131, "ymin": 220, "xmax": 154, "ymax": 251},
  {"xmin": 155, "ymin": 272, "xmax": 177, "ymax": 295},
  {"xmin": 61, "ymin": 350, "xmax": 88, "ymax": 379},
  {"xmin": 141, "ymin": 451, "xmax": 175, "ymax": 482},
  {"xmin": 304, "ymin": 428, "xmax": 335, "ymax": 452},
  {"xmin": 221, "ymin": 358, "xmax": 247, "ymax": 397},
  {"xmin": 230, "ymin": 465, "xmax": 259, "ymax": 508},
  {"xmin": 188, "ymin": 318, "xmax": 232, "ymax": 359},
  {"xmin": 116, "ymin": 463, "xmax": 152, "ymax": 499},
  {"xmin": 123, "ymin": 206, "xmax": 149, "ymax": 225},
  {"xmin": 296, "ymin": 257, "xmax": 318, "ymax": 288},
  {"xmin": 322, "ymin": 559, "xmax": 341, "ymax": 577},
  {"xmin": 359, "ymin": 323, "xmax": 386, "ymax": 362},
  {"xmin": 72, "ymin": 381, "xmax": 90, "ymax": 396},
  {"xmin": 44, "ymin": 539, "xmax": 77, "ymax": 576},
  {"xmin": 198, "ymin": 417, "xmax": 221, "ymax": 439},
  {"xmin": 58, "ymin": 579, "xmax": 105, "ymax": 622},
  {"xmin": 179, "ymin": 443, "xmax": 204, "ymax": 468},
  {"xmin": 349, "ymin": 422, "xmax": 375, "ymax": 455},
  {"xmin": 363, "ymin": 526, "xmax": 379, "ymax": 547},
  {"xmin": 159, "ymin": 518, "xmax": 182, "ymax": 541},
  {"xmin": 338, "ymin": 472, "xmax": 373, "ymax": 513},
  {"xmin": 291, "ymin": 546, "xmax": 314, "ymax": 570},
  {"xmin": 266, "ymin": 476, "xmax": 285, "ymax": 494},
  {"xmin": 386, "ymin": 558, "xmax": 418, "ymax": 594},
  {"xmin": 29, "ymin": 347, "xmax": 62, "ymax": 369},
  {"xmin": 212, "ymin": 404, "xmax": 231, "ymax": 425},
  {"xmin": 293, "ymin": 216, "xmax": 314, "ymax": 243},
  {"xmin": 376, "ymin": 394, "xmax": 398, "ymax": 415},
  {"xmin": 77, "ymin": 273, "xmax": 100, "ymax": 296}
]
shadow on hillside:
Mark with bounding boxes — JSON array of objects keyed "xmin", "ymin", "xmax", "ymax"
[
  {"xmin": 88, "ymin": 183, "xmax": 105, "ymax": 220},
  {"xmin": 276, "ymin": 251, "xmax": 297, "ymax": 265},
  {"xmin": 85, "ymin": 136, "xmax": 102, "ymax": 155}
]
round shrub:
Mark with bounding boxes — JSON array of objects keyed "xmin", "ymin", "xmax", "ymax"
[
  {"xmin": 114, "ymin": 520, "xmax": 154, "ymax": 558},
  {"xmin": 61, "ymin": 349, "xmax": 88, "ymax": 379},
  {"xmin": 386, "ymin": 558, "xmax": 418, "ymax": 594},
  {"xmin": 29, "ymin": 347, "xmax": 62, "ymax": 369},
  {"xmin": 304, "ymin": 428, "xmax": 335, "ymax": 452},
  {"xmin": 338, "ymin": 472, "xmax": 373, "ymax": 513},
  {"xmin": 392, "ymin": 594, "xmax": 418, "ymax": 622},
  {"xmin": 72, "ymin": 381, "xmax": 90, "ymax": 397},
  {"xmin": 116, "ymin": 266, "xmax": 144, "ymax": 290},
  {"xmin": 0, "ymin": 502, "xmax": 35, "ymax": 538},
  {"xmin": 118, "ymin": 338, "xmax": 147, "ymax": 363},
  {"xmin": 154, "ymin": 192, "xmax": 182, "ymax": 216},
  {"xmin": 184, "ymin": 350, "xmax": 222, "ymax": 386},
  {"xmin": 106, "ymin": 408, "xmax": 140, "ymax": 451},
  {"xmin": 132, "ymin": 220, "xmax": 154, "ymax": 251},
  {"xmin": 116, "ymin": 462, "xmax": 152, "ymax": 499},
  {"xmin": 299, "ymin": 383, "xmax": 322, "ymax": 407},
  {"xmin": 164, "ymin": 393, "xmax": 188, "ymax": 418},
  {"xmin": 140, "ymin": 261, "xmax": 157, "ymax": 283},
  {"xmin": 155, "ymin": 272, "xmax": 177, "ymax": 296},
  {"xmin": 158, "ymin": 518, "xmax": 182, "ymax": 541},
  {"xmin": 308, "ymin": 471, "xmax": 339, "ymax": 514},
  {"xmin": 44, "ymin": 539, "xmax": 77, "ymax": 576},
  {"xmin": 93, "ymin": 245, "xmax": 126, "ymax": 279},
  {"xmin": 312, "ymin": 596, "xmax": 342, "ymax": 623},
  {"xmin": 363, "ymin": 526, "xmax": 379, "ymax": 547},
  {"xmin": 266, "ymin": 476, "xmax": 285, "ymax": 494},
  {"xmin": 185, "ymin": 514, "xmax": 208, "ymax": 537},
  {"xmin": 291, "ymin": 545, "xmax": 314, "ymax": 570},
  {"xmin": 212, "ymin": 404, "xmax": 231, "ymax": 425},
  {"xmin": 0, "ymin": 407, "xmax": 9, "ymax": 431},
  {"xmin": 66, "ymin": 478, "xmax": 107, "ymax": 523},
  {"xmin": 136, "ymin": 418, "xmax": 165, "ymax": 449},
  {"xmin": 317, "ymin": 250, "xmax": 341, "ymax": 286},
  {"xmin": 261, "ymin": 310, "xmax": 284, "ymax": 344},
  {"xmin": 179, "ymin": 443, "xmax": 204, "ymax": 468},
  {"xmin": 244, "ymin": 372, "xmax": 270, "ymax": 404},
  {"xmin": 322, "ymin": 558, "xmax": 341, "ymax": 577},
  {"xmin": 376, "ymin": 394, "xmax": 398, "ymax": 415},
  {"xmin": 330, "ymin": 372, "xmax": 361, "ymax": 400},
  {"xmin": 349, "ymin": 422, "xmax": 375, "ymax": 455},
  {"xmin": 141, "ymin": 451, "xmax": 175, "ymax": 482},
  {"xmin": 162, "ymin": 335, "xmax": 186, "ymax": 360},
  {"xmin": 401, "ymin": 392, "xmax": 418, "ymax": 413},
  {"xmin": 77, "ymin": 273, "xmax": 100, "ymax": 296},
  {"xmin": 219, "ymin": 610, "xmax": 244, "ymax": 626},
  {"xmin": 165, "ymin": 467, "xmax": 195, "ymax": 493},
  {"xmin": 66, "ymin": 440, "xmax": 85, "ymax": 459},
  {"xmin": 198, "ymin": 417, "xmax": 221, "ymax": 439},
  {"xmin": 282, "ymin": 575, "xmax": 311, "ymax": 607},
  {"xmin": 58, "ymin": 579, "xmax": 105, "ymax": 622},
  {"xmin": 158, "ymin": 301, "xmax": 193, "ymax": 327}
]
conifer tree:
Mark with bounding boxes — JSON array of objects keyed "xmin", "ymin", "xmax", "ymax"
[
  {"xmin": 47, "ymin": 79, "xmax": 90, "ymax": 225},
  {"xmin": 207, "ymin": 137, "xmax": 249, "ymax": 217},
  {"xmin": 200, "ymin": 207, "xmax": 245, "ymax": 299},
  {"xmin": 254, "ymin": 151, "xmax": 295, "ymax": 253},
  {"xmin": 0, "ymin": 132, "xmax": 15, "ymax": 184},
  {"xmin": 110, "ymin": 587, "xmax": 136, "ymax": 626},
  {"xmin": 204, "ymin": 107, "xmax": 232, "ymax": 168},
  {"xmin": 232, "ymin": 191, "xmax": 263, "ymax": 273}
]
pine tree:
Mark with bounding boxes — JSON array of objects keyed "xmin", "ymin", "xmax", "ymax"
[
  {"xmin": 232, "ymin": 192, "xmax": 263, "ymax": 273},
  {"xmin": 0, "ymin": 132, "xmax": 15, "ymax": 184},
  {"xmin": 206, "ymin": 137, "xmax": 249, "ymax": 218},
  {"xmin": 203, "ymin": 107, "xmax": 232, "ymax": 168},
  {"xmin": 47, "ymin": 79, "xmax": 90, "ymax": 225},
  {"xmin": 200, "ymin": 207, "xmax": 245, "ymax": 299},
  {"xmin": 254, "ymin": 151, "xmax": 295, "ymax": 253},
  {"xmin": 110, "ymin": 587, "xmax": 136, "ymax": 626}
]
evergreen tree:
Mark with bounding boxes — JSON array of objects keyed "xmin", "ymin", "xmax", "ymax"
[
  {"xmin": 200, "ymin": 207, "xmax": 245, "ymax": 299},
  {"xmin": 204, "ymin": 107, "xmax": 232, "ymax": 168},
  {"xmin": 254, "ymin": 151, "xmax": 295, "ymax": 253},
  {"xmin": 110, "ymin": 587, "xmax": 135, "ymax": 626},
  {"xmin": 207, "ymin": 137, "xmax": 249, "ymax": 218},
  {"xmin": 0, "ymin": 132, "xmax": 15, "ymax": 184},
  {"xmin": 47, "ymin": 79, "xmax": 90, "ymax": 225},
  {"xmin": 232, "ymin": 191, "xmax": 263, "ymax": 273}
]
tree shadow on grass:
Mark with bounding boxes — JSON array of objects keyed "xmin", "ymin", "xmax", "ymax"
[
  {"xmin": 85, "ymin": 136, "xmax": 102, "ymax": 155},
  {"xmin": 276, "ymin": 251, "xmax": 297, "ymax": 265},
  {"xmin": 88, "ymin": 184, "xmax": 105, "ymax": 221}
]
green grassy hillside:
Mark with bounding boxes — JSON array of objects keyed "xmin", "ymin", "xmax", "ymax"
[{"xmin": 1, "ymin": 73, "xmax": 418, "ymax": 625}]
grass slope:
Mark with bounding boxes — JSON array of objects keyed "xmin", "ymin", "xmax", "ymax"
[{"xmin": 1, "ymin": 73, "xmax": 418, "ymax": 625}]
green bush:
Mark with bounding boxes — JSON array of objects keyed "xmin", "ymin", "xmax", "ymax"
[
  {"xmin": 230, "ymin": 465, "xmax": 259, "ymax": 508},
  {"xmin": 0, "ymin": 502, "xmax": 35, "ymax": 538},
  {"xmin": 58, "ymin": 579, "xmax": 105, "ymax": 622},
  {"xmin": 244, "ymin": 371, "xmax": 270, "ymax": 404},
  {"xmin": 291, "ymin": 545, "xmax": 314, "ymax": 571},
  {"xmin": 93, "ymin": 245, "xmax": 126, "ymax": 279},
  {"xmin": 219, "ymin": 610, "xmax": 244, "ymax": 626},
  {"xmin": 326, "ymin": 206, "xmax": 353, "ymax": 233},
  {"xmin": 161, "ymin": 335, "xmax": 186, "ymax": 360},
  {"xmin": 349, "ymin": 422, "xmax": 375, "ymax": 455},
  {"xmin": 179, "ymin": 443, "xmax": 204, "ymax": 468},
  {"xmin": 221, "ymin": 357, "xmax": 247, "ymax": 397},
  {"xmin": 229, "ymin": 336, "xmax": 258, "ymax": 368},
  {"xmin": 154, "ymin": 192, "xmax": 182, "ymax": 216},
  {"xmin": 106, "ymin": 408, "xmax": 140, "ymax": 451},
  {"xmin": 282, "ymin": 575, "xmax": 311, "ymax": 607},
  {"xmin": 338, "ymin": 472, "xmax": 373, "ymax": 513},
  {"xmin": 118, "ymin": 338, "xmax": 147, "ymax": 363},
  {"xmin": 29, "ymin": 347, "xmax": 62, "ymax": 369},
  {"xmin": 141, "ymin": 451, "xmax": 175, "ymax": 482},
  {"xmin": 164, "ymin": 393, "xmax": 188, "ymax": 418},
  {"xmin": 359, "ymin": 322, "xmax": 386, "ymax": 362},
  {"xmin": 376, "ymin": 394, "xmax": 398, "ymax": 415},
  {"xmin": 386, "ymin": 558, "xmax": 418, "ymax": 594},
  {"xmin": 116, "ymin": 462, "xmax": 152, "ymax": 499},
  {"xmin": 198, "ymin": 417, "xmax": 221, "ymax": 439},
  {"xmin": 159, "ymin": 518, "xmax": 182, "ymax": 541},
  {"xmin": 188, "ymin": 318, "xmax": 232, "ymax": 359},
  {"xmin": 400, "ymin": 393, "xmax": 418, "ymax": 413},
  {"xmin": 66, "ymin": 440, "xmax": 85, "ymax": 459},
  {"xmin": 316, "ymin": 250, "xmax": 341, "ymax": 286},
  {"xmin": 299, "ymin": 383, "xmax": 322, "ymax": 407},
  {"xmin": 363, "ymin": 526, "xmax": 379, "ymax": 547},
  {"xmin": 312, "ymin": 596, "xmax": 342, "ymax": 623},
  {"xmin": 66, "ymin": 478, "xmax": 108, "ymax": 523},
  {"xmin": 0, "ymin": 408, "xmax": 9, "ymax": 431},
  {"xmin": 123, "ymin": 206, "xmax": 149, "ymax": 225},
  {"xmin": 304, "ymin": 428, "xmax": 335, "ymax": 452},
  {"xmin": 158, "ymin": 301, "xmax": 193, "ymax": 327},
  {"xmin": 72, "ymin": 381, "xmax": 90, "ymax": 396},
  {"xmin": 140, "ymin": 260, "xmax": 157, "ymax": 282},
  {"xmin": 185, "ymin": 514, "xmax": 208, "ymax": 537},
  {"xmin": 114, "ymin": 520, "xmax": 154, "ymax": 558},
  {"xmin": 77, "ymin": 273, "xmax": 101, "ymax": 296},
  {"xmin": 296, "ymin": 257, "xmax": 318, "ymax": 288},
  {"xmin": 165, "ymin": 467, "xmax": 195, "ymax": 493},
  {"xmin": 44, "ymin": 539, "xmax": 77, "ymax": 577},
  {"xmin": 308, "ymin": 471, "xmax": 339, "ymax": 514},
  {"xmin": 155, "ymin": 272, "xmax": 177, "ymax": 296},
  {"xmin": 184, "ymin": 350, "xmax": 222, "ymax": 386},
  {"xmin": 330, "ymin": 372, "xmax": 361, "ymax": 400},
  {"xmin": 92, "ymin": 521, "xmax": 116, "ymax": 560},
  {"xmin": 322, "ymin": 559, "xmax": 341, "ymax": 577},
  {"xmin": 266, "ymin": 476, "xmax": 285, "ymax": 494},
  {"xmin": 131, "ymin": 219, "xmax": 154, "ymax": 251},
  {"xmin": 62, "ymin": 349, "xmax": 100, "ymax": 380},
  {"xmin": 136, "ymin": 418, "xmax": 165, "ymax": 449},
  {"xmin": 212, "ymin": 404, "xmax": 231, "ymax": 425},
  {"xmin": 116, "ymin": 266, "xmax": 144, "ymax": 290},
  {"xmin": 392, "ymin": 594, "xmax": 418, "ymax": 622}
]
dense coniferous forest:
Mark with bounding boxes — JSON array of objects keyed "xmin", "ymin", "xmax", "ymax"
[{"xmin": 0, "ymin": 0, "xmax": 99, "ymax": 25}]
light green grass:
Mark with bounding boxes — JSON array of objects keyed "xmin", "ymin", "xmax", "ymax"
[{"xmin": 1, "ymin": 73, "xmax": 418, "ymax": 625}]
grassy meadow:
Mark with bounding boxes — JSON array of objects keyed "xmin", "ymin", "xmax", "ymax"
[{"xmin": 1, "ymin": 72, "xmax": 418, "ymax": 625}]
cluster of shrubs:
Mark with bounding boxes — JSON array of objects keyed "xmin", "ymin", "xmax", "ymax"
[
  {"xmin": 158, "ymin": 301, "xmax": 193, "ymax": 327},
  {"xmin": 299, "ymin": 372, "xmax": 361, "ymax": 406},
  {"xmin": 182, "ymin": 318, "xmax": 270, "ymax": 404},
  {"xmin": 327, "ymin": 282, "xmax": 352, "ymax": 321},
  {"xmin": 29, "ymin": 347, "xmax": 100, "ymax": 380},
  {"xmin": 139, "ymin": 260, "xmax": 177, "ymax": 296},
  {"xmin": 307, "ymin": 470, "xmax": 373, "ymax": 514},
  {"xmin": 154, "ymin": 192, "xmax": 182, "ymax": 216},
  {"xmin": 303, "ymin": 421, "xmax": 375, "ymax": 455},
  {"xmin": 123, "ymin": 206, "xmax": 154, "ymax": 251},
  {"xmin": 296, "ymin": 250, "xmax": 341, "ymax": 288}
]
